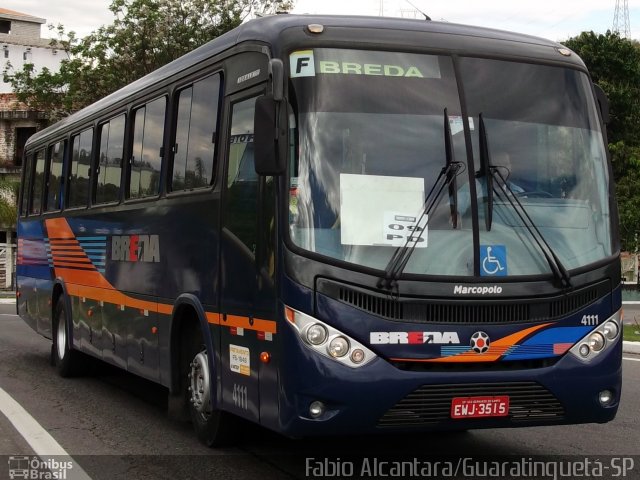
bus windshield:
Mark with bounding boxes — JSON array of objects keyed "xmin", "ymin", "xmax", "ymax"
[{"xmin": 288, "ymin": 48, "xmax": 612, "ymax": 278}]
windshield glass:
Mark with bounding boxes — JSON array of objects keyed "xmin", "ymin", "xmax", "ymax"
[
  {"xmin": 459, "ymin": 57, "xmax": 612, "ymax": 276},
  {"xmin": 288, "ymin": 48, "xmax": 613, "ymax": 278}
]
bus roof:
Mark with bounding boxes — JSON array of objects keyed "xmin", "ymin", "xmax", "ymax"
[{"xmin": 27, "ymin": 14, "xmax": 585, "ymax": 148}]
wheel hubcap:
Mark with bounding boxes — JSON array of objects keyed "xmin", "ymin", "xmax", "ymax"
[
  {"xmin": 56, "ymin": 312, "xmax": 66, "ymax": 360},
  {"xmin": 189, "ymin": 350, "xmax": 211, "ymax": 416}
]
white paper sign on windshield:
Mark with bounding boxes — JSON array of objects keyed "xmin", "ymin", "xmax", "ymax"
[
  {"xmin": 382, "ymin": 211, "xmax": 428, "ymax": 247},
  {"xmin": 340, "ymin": 174, "xmax": 425, "ymax": 247}
]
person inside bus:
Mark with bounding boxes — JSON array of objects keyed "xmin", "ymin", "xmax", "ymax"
[
  {"xmin": 454, "ymin": 150, "xmax": 527, "ymax": 224},
  {"xmin": 493, "ymin": 151, "xmax": 526, "ymax": 195}
]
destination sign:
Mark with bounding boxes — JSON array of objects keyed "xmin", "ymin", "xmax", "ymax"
[{"xmin": 290, "ymin": 48, "xmax": 442, "ymax": 79}]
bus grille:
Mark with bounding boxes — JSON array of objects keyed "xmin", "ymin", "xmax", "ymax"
[
  {"xmin": 328, "ymin": 281, "xmax": 604, "ymax": 324},
  {"xmin": 378, "ymin": 382, "xmax": 564, "ymax": 427}
]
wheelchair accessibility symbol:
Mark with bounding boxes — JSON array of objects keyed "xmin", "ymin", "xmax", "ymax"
[{"xmin": 480, "ymin": 245, "xmax": 507, "ymax": 276}]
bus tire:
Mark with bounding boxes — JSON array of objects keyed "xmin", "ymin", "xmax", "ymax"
[
  {"xmin": 184, "ymin": 325, "xmax": 238, "ymax": 447},
  {"xmin": 52, "ymin": 299, "xmax": 82, "ymax": 377}
]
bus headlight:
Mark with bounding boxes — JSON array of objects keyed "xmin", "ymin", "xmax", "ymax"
[
  {"xmin": 328, "ymin": 336, "xmax": 350, "ymax": 358},
  {"xmin": 578, "ymin": 344, "xmax": 590, "ymax": 357},
  {"xmin": 588, "ymin": 332, "xmax": 605, "ymax": 352},
  {"xmin": 285, "ymin": 306, "xmax": 377, "ymax": 368},
  {"xmin": 306, "ymin": 324, "xmax": 328, "ymax": 345},
  {"xmin": 351, "ymin": 349, "xmax": 366, "ymax": 364},
  {"xmin": 602, "ymin": 322, "xmax": 618, "ymax": 341},
  {"xmin": 569, "ymin": 309, "xmax": 621, "ymax": 362}
]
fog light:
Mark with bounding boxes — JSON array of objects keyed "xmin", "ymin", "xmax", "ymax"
[
  {"xmin": 599, "ymin": 390, "xmax": 614, "ymax": 406},
  {"xmin": 589, "ymin": 332, "xmax": 605, "ymax": 352},
  {"xmin": 306, "ymin": 324, "xmax": 328, "ymax": 345},
  {"xmin": 350, "ymin": 349, "xmax": 365, "ymax": 364},
  {"xmin": 328, "ymin": 336, "xmax": 350, "ymax": 358},
  {"xmin": 603, "ymin": 322, "xmax": 618, "ymax": 341},
  {"xmin": 579, "ymin": 343, "xmax": 590, "ymax": 357},
  {"xmin": 309, "ymin": 400, "xmax": 325, "ymax": 418}
]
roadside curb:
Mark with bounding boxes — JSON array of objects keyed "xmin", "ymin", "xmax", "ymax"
[
  {"xmin": 623, "ymin": 341, "xmax": 640, "ymax": 355},
  {"xmin": 0, "ymin": 298, "xmax": 16, "ymax": 304}
]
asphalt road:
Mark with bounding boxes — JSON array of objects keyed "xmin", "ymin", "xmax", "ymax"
[{"xmin": 0, "ymin": 303, "xmax": 639, "ymax": 480}]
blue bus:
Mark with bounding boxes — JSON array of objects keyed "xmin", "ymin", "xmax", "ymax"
[{"xmin": 17, "ymin": 15, "xmax": 621, "ymax": 446}]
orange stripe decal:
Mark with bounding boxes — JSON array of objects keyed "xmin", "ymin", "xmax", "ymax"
[
  {"xmin": 44, "ymin": 218, "xmax": 277, "ymax": 335},
  {"xmin": 53, "ymin": 259, "xmax": 93, "ymax": 265},
  {"xmin": 45, "ymin": 218, "xmax": 77, "ymax": 239},
  {"xmin": 222, "ymin": 314, "xmax": 277, "ymax": 334},
  {"xmin": 392, "ymin": 323, "xmax": 553, "ymax": 363}
]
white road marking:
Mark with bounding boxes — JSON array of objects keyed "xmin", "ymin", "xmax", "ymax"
[
  {"xmin": 623, "ymin": 357, "xmax": 640, "ymax": 362},
  {"xmin": 0, "ymin": 387, "xmax": 92, "ymax": 479}
]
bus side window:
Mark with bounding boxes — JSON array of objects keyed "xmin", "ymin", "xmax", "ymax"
[
  {"xmin": 172, "ymin": 73, "xmax": 221, "ymax": 191},
  {"xmin": 46, "ymin": 141, "xmax": 64, "ymax": 212},
  {"xmin": 30, "ymin": 150, "xmax": 45, "ymax": 215},
  {"xmin": 68, "ymin": 128, "xmax": 93, "ymax": 208},
  {"xmin": 96, "ymin": 114, "xmax": 125, "ymax": 204},
  {"xmin": 226, "ymin": 96, "xmax": 258, "ymax": 253},
  {"xmin": 20, "ymin": 153, "xmax": 33, "ymax": 217},
  {"xmin": 129, "ymin": 97, "xmax": 166, "ymax": 199}
]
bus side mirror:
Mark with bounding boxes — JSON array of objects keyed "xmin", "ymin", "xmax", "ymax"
[
  {"xmin": 593, "ymin": 84, "xmax": 610, "ymax": 125},
  {"xmin": 254, "ymin": 95, "xmax": 286, "ymax": 175}
]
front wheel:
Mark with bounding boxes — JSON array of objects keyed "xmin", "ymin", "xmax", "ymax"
[
  {"xmin": 52, "ymin": 298, "xmax": 83, "ymax": 377},
  {"xmin": 184, "ymin": 325, "xmax": 239, "ymax": 447}
]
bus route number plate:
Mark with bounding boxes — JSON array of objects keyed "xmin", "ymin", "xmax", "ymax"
[{"xmin": 450, "ymin": 396, "xmax": 510, "ymax": 419}]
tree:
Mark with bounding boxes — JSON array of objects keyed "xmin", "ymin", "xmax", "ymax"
[
  {"xmin": 3, "ymin": 0, "xmax": 293, "ymax": 121},
  {"xmin": 0, "ymin": 180, "xmax": 20, "ymax": 228},
  {"xmin": 609, "ymin": 141, "xmax": 640, "ymax": 250},
  {"xmin": 563, "ymin": 31, "xmax": 640, "ymax": 147},
  {"xmin": 563, "ymin": 32, "xmax": 640, "ymax": 251}
]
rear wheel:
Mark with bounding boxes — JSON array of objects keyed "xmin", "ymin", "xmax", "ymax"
[
  {"xmin": 184, "ymin": 324, "xmax": 239, "ymax": 447},
  {"xmin": 52, "ymin": 298, "xmax": 82, "ymax": 377}
]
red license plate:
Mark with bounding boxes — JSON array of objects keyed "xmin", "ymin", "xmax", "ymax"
[{"xmin": 451, "ymin": 395, "xmax": 510, "ymax": 419}]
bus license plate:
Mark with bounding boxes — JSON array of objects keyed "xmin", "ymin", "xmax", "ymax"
[{"xmin": 451, "ymin": 396, "xmax": 510, "ymax": 419}]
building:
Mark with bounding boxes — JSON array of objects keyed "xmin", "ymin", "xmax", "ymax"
[{"xmin": 0, "ymin": 8, "xmax": 62, "ymax": 288}]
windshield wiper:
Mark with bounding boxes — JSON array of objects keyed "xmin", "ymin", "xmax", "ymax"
[
  {"xmin": 378, "ymin": 109, "xmax": 464, "ymax": 291},
  {"xmin": 479, "ymin": 121, "xmax": 572, "ymax": 288},
  {"xmin": 490, "ymin": 168, "xmax": 571, "ymax": 288},
  {"xmin": 476, "ymin": 113, "xmax": 494, "ymax": 231},
  {"xmin": 444, "ymin": 108, "xmax": 459, "ymax": 229}
]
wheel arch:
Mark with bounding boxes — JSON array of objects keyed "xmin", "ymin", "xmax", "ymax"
[{"xmin": 169, "ymin": 294, "xmax": 217, "ymax": 398}]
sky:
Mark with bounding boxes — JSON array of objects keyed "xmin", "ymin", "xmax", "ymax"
[{"xmin": 3, "ymin": 0, "xmax": 640, "ymax": 42}]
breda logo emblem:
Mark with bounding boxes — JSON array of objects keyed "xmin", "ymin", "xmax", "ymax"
[
  {"xmin": 111, "ymin": 235, "xmax": 160, "ymax": 263},
  {"xmin": 470, "ymin": 331, "xmax": 490, "ymax": 353},
  {"xmin": 370, "ymin": 331, "xmax": 460, "ymax": 345}
]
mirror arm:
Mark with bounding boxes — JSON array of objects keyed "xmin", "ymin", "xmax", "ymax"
[
  {"xmin": 269, "ymin": 59, "xmax": 284, "ymax": 102},
  {"xmin": 593, "ymin": 83, "xmax": 610, "ymax": 125}
]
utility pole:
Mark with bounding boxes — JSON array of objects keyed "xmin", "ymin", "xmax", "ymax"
[
  {"xmin": 400, "ymin": 8, "xmax": 418, "ymax": 19},
  {"xmin": 613, "ymin": 0, "xmax": 631, "ymax": 38}
]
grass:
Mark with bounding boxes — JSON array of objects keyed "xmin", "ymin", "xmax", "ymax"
[{"xmin": 623, "ymin": 324, "xmax": 640, "ymax": 342}]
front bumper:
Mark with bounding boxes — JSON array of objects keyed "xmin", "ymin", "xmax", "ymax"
[{"xmin": 275, "ymin": 323, "xmax": 622, "ymax": 437}]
